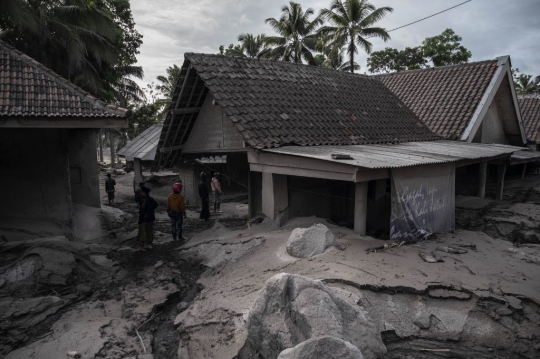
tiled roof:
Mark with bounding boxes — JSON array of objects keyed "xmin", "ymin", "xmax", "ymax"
[
  {"xmin": 170, "ymin": 53, "xmax": 439, "ymax": 149},
  {"xmin": 519, "ymin": 95, "xmax": 540, "ymax": 143},
  {"xmin": 0, "ymin": 40, "xmax": 128, "ymax": 118},
  {"xmin": 377, "ymin": 60, "xmax": 499, "ymax": 140}
]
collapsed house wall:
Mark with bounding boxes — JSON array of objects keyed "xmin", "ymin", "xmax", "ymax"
[
  {"xmin": 0, "ymin": 128, "xmax": 72, "ymax": 223},
  {"xmin": 68, "ymin": 129, "xmax": 100, "ymax": 208}
]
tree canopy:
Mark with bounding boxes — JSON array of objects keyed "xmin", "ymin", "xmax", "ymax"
[
  {"xmin": 367, "ymin": 29, "xmax": 472, "ymax": 74},
  {"xmin": 319, "ymin": 0, "xmax": 393, "ymax": 73},
  {"xmin": 0, "ymin": 0, "xmax": 144, "ymax": 105},
  {"xmin": 422, "ymin": 28, "xmax": 471, "ymax": 67}
]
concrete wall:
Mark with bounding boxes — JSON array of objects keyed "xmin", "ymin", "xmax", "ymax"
[
  {"xmin": 183, "ymin": 94, "xmax": 246, "ymax": 153},
  {"xmin": 0, "ymin": 129, "xmax": 72, "ymax": 223},
  {"xmin": 68, "ymin": 129, "xmax": 100, "ymax": 208},
  {"xmin": 480, "ymin": 103, "xmax": 507, "ymax": 144}
]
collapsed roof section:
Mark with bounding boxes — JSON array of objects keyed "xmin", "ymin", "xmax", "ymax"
[
  {"xmin": 157, "ymin": 53, "xmax": 440, "ymax": 168},
  {"xmin": 0, "ymin": 40, "xmax": 129, "ymax": 128},
  {"xmin": 378, "ymin": 56, "xmax": 525, "ymax": 145}
]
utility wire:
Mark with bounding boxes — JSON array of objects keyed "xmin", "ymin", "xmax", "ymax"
[{"xmin": 366, "ymin": 0, "xmax": 473, "ymax": 39}]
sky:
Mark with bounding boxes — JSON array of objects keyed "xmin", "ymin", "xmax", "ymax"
[{"xmin": 129, "ymin": 0, "xmax": 540, "ymax": 89}]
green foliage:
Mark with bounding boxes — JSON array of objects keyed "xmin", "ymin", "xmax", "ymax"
[
  {"xmin": 422, "ymin": 28, "xmax": 471, "ymax": 67},
  {"xmin": 261, "ymin": 1, "xmax": 322, "ymax": 65},
  {"xmin": 367, "ymin": 46, "xmax": 427, "ymax": 74},
  {"xmin": 319, "ymin": 0, "xmax": 393, "ymax": 73},
  {"xmin": 128, "ymin": 101, "xmax": 161, "ymax": 139},
  {"xmin": 512, "ymin": 68, "xmax": 540, "ymax": 95},
  {"xmin": 219, "ymin": 43, "xmax": 243, "ymax": 56},
  {"xmin": 0, "ymin": 0, "xmax": 144, "ymax": 105}
]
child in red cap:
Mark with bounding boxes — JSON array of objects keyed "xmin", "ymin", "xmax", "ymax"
[{"xmin": 167, "ymin": 183, "xmax": 186, "ymax": 241}]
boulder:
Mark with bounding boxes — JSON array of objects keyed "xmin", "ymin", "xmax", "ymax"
[
  {"xmin": 277, "ymin": 336, "xmax": 364, "ymax": 359},
  {"xmin": 245, "ymin": 273, "xmax": 386, "ymax": 359},
  {"xmin": 286, "ymin": 224, "xmax": 335, "ymax": 258}
]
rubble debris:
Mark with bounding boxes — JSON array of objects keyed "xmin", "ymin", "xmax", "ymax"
[
  {"xmin": 286, "ymin": 224, "xmax": 336, "ymax": 258},
  {"xmin": 435, "ymin": 246, "xmax": 468, "ymax": 254},
  {"xmin": 0, "ymin": 237, "xmax": 114, "ymax": 297},
  {"xmin": 419, "ymin": 251, "xmax": 445, "ymax": 263},
  {"xmin": 243, "ymin": 273, "xmax": 386, "ymax": 359},
  {"xmin": 366, "ymin": 241, "xmax": 404, "ymax": 253},
  {"xmin": 277, "ymin": 336, "xmax": 364, "ymax": 359}
]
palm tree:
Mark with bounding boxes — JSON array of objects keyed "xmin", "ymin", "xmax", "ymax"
[
  {"xmin": 315, "ymin": 31, "xmax": 360, "ymax": 72},
  {"xmin": 237, "ymin": 33, "xmax": 267, "ymax": 58},
  {"xmin": 319, "ymin": 0, "xmax": 393, "ymax": 73},
  {"xmin": 1, "ymin": 0, "xmax": 119, "ymax": 95},
  {"xmin": 155, "ymin": 64, "xmax": 182, "ymax": 119},
  {"xmin": 515, "ymin": 74, "xmax": 540, "ymax": 95},
  {"xmin": 156, "ymin": 64, "xmax": 182, "ymax": 100},
  {"xmin": 0, "ymin": 0, "xmax": 39, "ymax": 33},
  {"xmin": 262, "ymin": 2, "xmax": 322, "ymax": 65}
]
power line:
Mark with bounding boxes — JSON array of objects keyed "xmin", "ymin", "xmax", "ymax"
[{"xmin": 367, "ymin": 0, "xmax": 472, "ymax": 39}]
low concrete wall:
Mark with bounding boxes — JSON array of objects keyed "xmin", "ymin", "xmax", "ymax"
[
  {"xmin": 68, "ymin": 129, "xmax": 100, "ymax": 208},
  {"xmin": 0, "ymin": 129, "xmax": 72, "ymax": 223}
]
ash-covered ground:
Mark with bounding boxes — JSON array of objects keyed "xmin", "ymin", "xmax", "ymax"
[{"xmin": 1, "ymin": 170, "xmax": 539, "ymax": 359}]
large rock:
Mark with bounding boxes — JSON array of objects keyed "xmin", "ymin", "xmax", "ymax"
[
  {"xmin": 245, "ymin": 273, "xmax": 386, "ymax": 359},
  {"xmin": 286, "ymin": 224, "xmax": 335, "ymax": 258},
  {"xmin": 277, "ymin": 336, "xmax": 364, "ymax": 359}
]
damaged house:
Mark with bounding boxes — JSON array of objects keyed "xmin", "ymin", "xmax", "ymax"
[
  {"xmin": 519, "ymin": 95, "xmax": 540, "ymax": 150},
  {"xmin": 378, "ymin": 56, "xmax": 540, "ymax": 198},
  {"xmin": 157, "ymin": 54, "xmax": 521, "ymax": 240},
  {"xmin": 0, "ymin": 40, "xmax": 129, "ymax": 240}
]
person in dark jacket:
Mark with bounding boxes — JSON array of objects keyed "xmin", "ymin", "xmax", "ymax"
[
  {"xmin": 134, "ymin": 181, "xmax": 145, "ymax": 208},
  {"xmin": 137, "ymin": 186, "xmax": 158, "ymax": 251},
  {"xmin": 105, "ymin": 173, "xmax": 116, "ymax": 206},
  {"xmin": 199, "ymin": 172, "xmax": 210, "ymax": 221}
]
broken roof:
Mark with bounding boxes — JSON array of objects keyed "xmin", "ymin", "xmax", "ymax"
[
  {"xmin": 157, "ymin": 53, "xmax": 440, "ymax": 165},
  {"xmin": 377, "ymin": 58, "xmax": 519, "ymax": 141},
  {"xmin": 519, "ymin": 95, "xmax": 540, "ymax": 143},
  {"xmin": 0, "ymin": 40, "xmax": 129, "ymax": 123},
  {"xmin": 118, "ymin": 125, "xmax": 162, "ymax": 161}
]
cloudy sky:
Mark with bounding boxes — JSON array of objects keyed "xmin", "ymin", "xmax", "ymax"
[{"xmin": 129, "ymin": 0, "xmax": 540, "ymax": 88}]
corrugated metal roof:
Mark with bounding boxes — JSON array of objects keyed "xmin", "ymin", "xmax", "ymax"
[
  {"xmin": 511, "ymin": 149, "xmax": 540, "ymax": 164},
  {"xmin": 264, "ymin": 140, "xmax": 521, "ymax": 169},
  {"xmin": 118, "ymin": 125, "xmax": 162, "ymax": 161}
]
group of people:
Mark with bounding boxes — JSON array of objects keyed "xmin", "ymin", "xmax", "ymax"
[
  {"xmin": 134, "ymin": 181, "xmax": 186, "ymax": 252},
  {"xmin": 198, "ymin": 171, "xmax": 223, "ymax": 220},
  {"xmin": 105, "ymin": 170, "xmax": 223, "ymax": 252}
]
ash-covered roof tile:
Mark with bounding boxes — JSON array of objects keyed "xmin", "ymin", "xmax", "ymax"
[
  {"xmin": 165, "ymin": 53, "xmax": 439, "ymax": 149},
  {"xmin": 377, "ymin": 60, "xmax": 499, "ymax": 140},
  {"xmin": 0, "ymin": 40, "xmax": 128, "ymax": 118},
  {"xmin": 519, "ymin": 95, "xmax": 540, "ymax": 143}
]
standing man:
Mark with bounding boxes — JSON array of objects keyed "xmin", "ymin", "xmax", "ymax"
[
  {"xmin": 211, "ymin": 172, "xmax": 223, "ymax": 213},
  {"xmin": 105, "ymin": 173, "xmax": 116, "ymax": 206},
  {"xmin": 198, "ymin": 172, "xmax": 210, "ymax": 221},
  {"xmin": 134, "ymin": 181, "xmax": 145, "ymax": 208},
  {"xmin": 137, "ymin": 186, "xmax": 158, "ymax": 251},
  {"xmin": 167, "ymin": 183, "xmax": 187, "ymax": 241}
]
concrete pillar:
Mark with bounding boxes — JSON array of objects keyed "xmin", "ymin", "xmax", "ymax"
[
  {"xmin": 477, "ymin": 162, "xmax": 488, "ymax": 198},
  {"xmin": 133, "ymin": 158, "xmax": 144, "ymax": 192},
  {"xmin": 262, "ymin": 172, "xmax": 289, "ymax": 226},
  {"xmin": 354, "ymin": 182, "xmax": 368, "ymax": 235},
  {"xmin": 248, "ymin": 171, "xmax": 254, "ymax": 219},
  {"xmin": 496, "ymin": 164, "xmax": 507, "ymax": 200}
]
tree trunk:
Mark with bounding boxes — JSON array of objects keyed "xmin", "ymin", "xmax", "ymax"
[
  {"xmin": 109, "ymin": 131, "xmax": 116, "ymax": 169},
  {"xmin": 350, "ymin": 51, "xmax": 354, "ymax": 74},
  {"xmin": 98, "ymin": 129, "xmax": 104, "ymax": 162}
]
